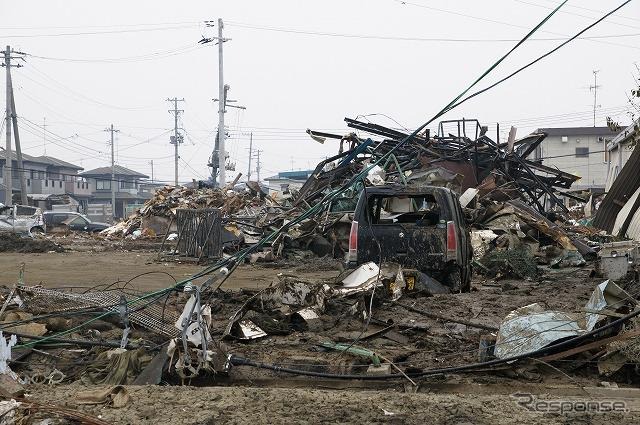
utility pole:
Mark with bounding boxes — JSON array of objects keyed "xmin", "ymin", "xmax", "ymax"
[
  {"xmin": 254, "ymin": 149, "xmax": 263, "ymax": 182},
  {"xmin": 3, "ymin": 46, "xmax": 12, "ymax": 206},
  {"xmin": 9, "ymin": 73, "xmax": 27, "ymax": 205},
  {"xmin": 149, "ymin": 160, "xmax": 154, "ymax": 183},
  {"xmin": 167, "ymin": 97, "xmax": 184, "ymax": 186},
  {"xmin": 217, "ymin": 18, "xmax": 226, "ymax": 188},
  {"xmin": 247, "ymin": 132, "xmax": 253, "ymax": 181},
  {"xmin": 105, "ymin": 124, "xmax": 119, "ymax": 221},
  {"xmin": 199, "ymin": 19, "xmax": 234, "ymax": 187},
  {"xmin": 590, "ymin": 70, "xmax": 601, "ymax": 127},
  {"xmin": 2, "ymin": 46, "xmax": 25, "ymax": 206}
]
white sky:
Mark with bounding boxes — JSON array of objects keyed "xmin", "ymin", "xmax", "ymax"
[{"xmin": 2, "ymin": 0, "xmax": 639, "ymax": 184}]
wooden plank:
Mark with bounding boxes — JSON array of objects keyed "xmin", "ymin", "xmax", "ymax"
[{"xmin": 541, "ymin": 328, "xmax": 640, "ymax": 362}]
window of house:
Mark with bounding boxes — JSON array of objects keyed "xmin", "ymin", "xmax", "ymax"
[
  {"xmin": 27, "ymin": 179, "xmax": 30, "ymax": 186},
  {"xmin": 561, "ymin": 136, "xmax": 569, "ymax": 143},
  {"xmin": 30, "ymin": 170, "xmax": 35, "ymax": 179},
  {"xmin": 96, "ymin": 180, "xmax": 111, "ymax": 190},
  {"xmin": 575, "ymin": 147, "xmax": 589, "ymax": 158},
  {"xmin": 45, "ymin": 180, "xmax": 48, "ymax": 187},
  {"xmin": 59, "ymin": 181, "xmax": 62, "ymax": 188},
  {"xmin": 77, "ymin": 181, "xmax": 80, "ymax": 189},
  {"xmin": 120, "ymin": 180, "xmax": 135, "ymax": 189}
]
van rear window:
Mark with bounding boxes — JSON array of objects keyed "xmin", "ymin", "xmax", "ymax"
[{"xmin": 367, "ymin": 194, "xmax": 441, "ymax": 225}]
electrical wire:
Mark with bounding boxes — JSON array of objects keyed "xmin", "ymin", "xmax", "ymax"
[
  {"xmin": 2, "ymin": 23, "xmax": 201, "ymax": 38},
  {"xmin": 226, "ymin": 20, "xmax": 640, "ymax": 43},
  {"xmin": 446, "ymin": 1, "xmax": 634, "ymax": 116},
  {"xmin": 394, "ymin": 0, "xmax": 640, "ymax": 51}
]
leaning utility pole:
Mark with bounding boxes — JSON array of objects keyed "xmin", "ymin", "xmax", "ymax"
[
  {"xmin": 149, "ymin": 160, "xmax": 154, "ymax": 184},
  {"xmin": 105, "ymin": 124, "xmax": 119, "ymax": 221},
  {"xmin": 590, "ymin": 70, "xmax": 601, "ymax": 127},
  {"xmin": 9, "ymin": 73, "xmax": 27, "ymax": 205},
  {"xmin": 247, "ymin": 132, "xmax": 253, "ymax": 181},
  {"xmin": 2, "ymin": 46, "xmax": 26, "ymax": 206},
  {"xmin": 166, "ymin": 97, "xmax": 184, "ymax": 186}
]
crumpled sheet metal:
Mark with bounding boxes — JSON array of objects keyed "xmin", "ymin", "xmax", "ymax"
[
  {"xmin": 585, "ymin": 280, "xmax": 634, "ymax": 331},
  {"xmin": 494, "ymin": 303, "xmax": 583, "ymax": 359},
  {"xmin": 495, "ymin": 281, "xmax": 633, "ymax": 359}
]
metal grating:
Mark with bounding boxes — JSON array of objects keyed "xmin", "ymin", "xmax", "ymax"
[
  {"xmin": 176, "ymin": 208, "xmax": 223, "ymax": 259},
  {"xmin": 17, "ymin": 286, "xmax": 179, "ymax": 337}
]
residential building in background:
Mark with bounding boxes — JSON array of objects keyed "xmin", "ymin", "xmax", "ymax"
[
  {"xmin": 532, "ymin": 127, "xmax": 622, "ymax": 189},
  {"xmin": 81, "ymin": 165, "xmax": 152, "ymax": 219},
  {"xmin": 264, "ymin": 170, "xmax": 314, "ymax": 197},
  {"xmin": 604, "ymin": 119, "xmax": 640, "ymax": 191},
  {"xmin": 0, "ymin": 148, "xmax": 91, "ymax": 210}
]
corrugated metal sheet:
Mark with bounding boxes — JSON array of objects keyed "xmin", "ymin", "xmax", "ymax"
[
  {"xmin": 625, "ymin": 196, "xmax": 640, "ymax": 241},
  {"xmin": 593, "ymin": 146, "xmax": 640, "ymax": 232},
  {"xmin": 612, "ymin": 186, "xmax": 640, "ymax": 236}
]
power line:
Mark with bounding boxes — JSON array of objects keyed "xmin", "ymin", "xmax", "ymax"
[
  {"xmin": 393, "ymin": 0, "xmax": 640, "ymax": 51},
  {"xmin": 1, "ymin": 23, "xmax": 200, "ymax": 38},
  {"xmin": 25, "ymin": 43, "xmax": 204, "ymax": 64},
  {"xmin": 226, "ymin": 20, "xmax": 640, "ymax": 43},
  {"xmin": 513, "ymin": 0, "xmax": 640, "ymax": 30},
  {"xmin": 22, "ymin": 65, "xmax": 161, "ymax": 111}
]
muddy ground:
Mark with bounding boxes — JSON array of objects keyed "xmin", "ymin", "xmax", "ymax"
[
  {"xmin": 2, "ymin": 243, "xmax": 640, "ymax": 424},
  {"xmin": 25, "ymin": 382, "xmax": 640, "ymax": 424}
]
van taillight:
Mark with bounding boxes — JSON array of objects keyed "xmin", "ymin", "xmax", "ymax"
[
  {"xmin": 446, "ymin": 221, "xmax": 457, "ymax": 259},
  {"xmin": 348, "ymin": 220, "xmax": 358, "ymax": 262}
]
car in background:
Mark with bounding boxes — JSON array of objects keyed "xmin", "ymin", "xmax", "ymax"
[
  {"xmin": 43, "ymin": 211, "xmax": 110, "ymax": 233},
  {"xmin": 346, "ymin": 184, "xmax": 472, "ymax": 292},
  {"xmin": 0, "ymin": 204, "xmax": 45, "ymax": 234}
]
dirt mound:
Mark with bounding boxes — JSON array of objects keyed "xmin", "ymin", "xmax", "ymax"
[{"xmin": 0, "ymin": 233, "xmax": 64, "ymax": 253}]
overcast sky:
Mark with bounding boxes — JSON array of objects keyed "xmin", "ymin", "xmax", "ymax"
[{"xmin": 2, "ymin": 0, "xmax": 639, "ymax": 184}]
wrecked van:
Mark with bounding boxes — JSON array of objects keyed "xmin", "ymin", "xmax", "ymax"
[{"xmin": 346, "ymin": 185, "xmax": 472, "ymax": 292}]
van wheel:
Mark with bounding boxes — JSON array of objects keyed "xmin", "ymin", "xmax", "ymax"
[{"xmin": 445, "ymin": 266, "xmax": 471, "ymax": 293}]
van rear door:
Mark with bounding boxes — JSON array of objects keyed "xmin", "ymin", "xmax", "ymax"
[{"xmin": 357, "ymin": 193, "xmax": 448, "ymax": 270}]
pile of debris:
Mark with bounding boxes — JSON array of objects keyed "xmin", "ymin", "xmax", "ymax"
[
  {"xmin": 101, "ymin": 184, "xmax": 272, "ymax": 239},
  {"xmin": 101, "ymin": 117, "xmax": 617, "ymax": 270}
]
